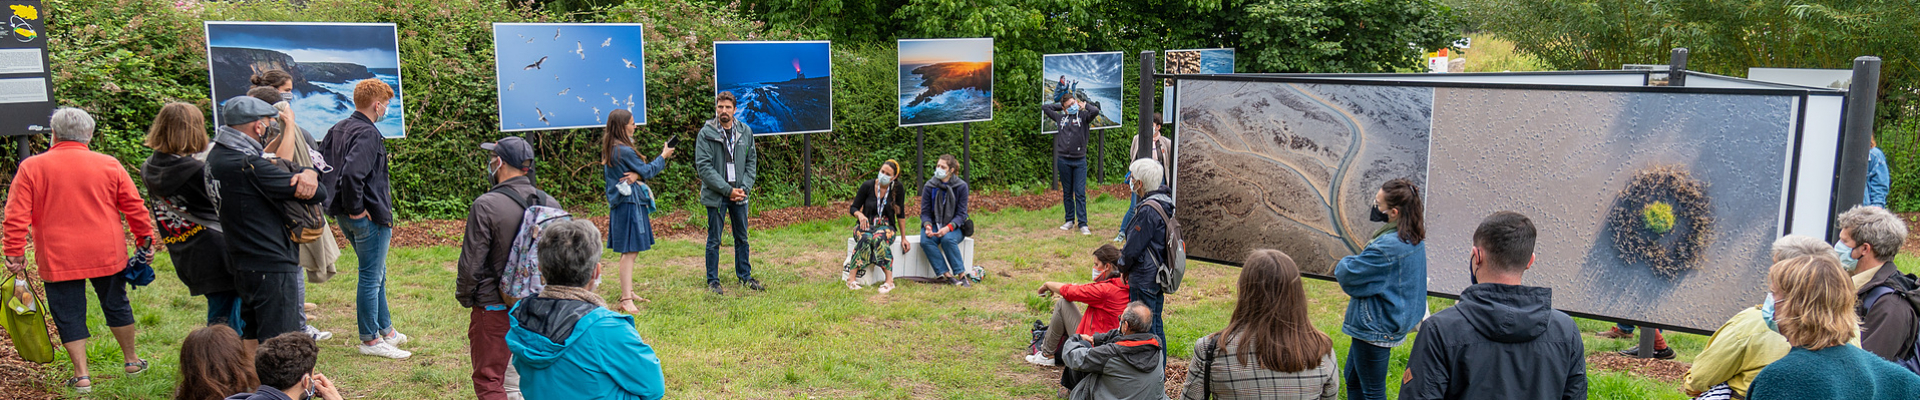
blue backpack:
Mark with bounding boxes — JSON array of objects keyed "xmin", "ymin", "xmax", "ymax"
[{"xmin": 1859, "ymin": 272, "xmax": 1920, "ymax": 375}]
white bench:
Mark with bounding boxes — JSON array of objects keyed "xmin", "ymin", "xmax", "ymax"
[{"xmin": 842, "ymin": 235, "xmax": 975, "ymax": 284}]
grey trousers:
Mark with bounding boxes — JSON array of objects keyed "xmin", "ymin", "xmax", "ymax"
[{"xmin": 1042, "ymin": 298, "xmax": 1083, "ymax": 356}]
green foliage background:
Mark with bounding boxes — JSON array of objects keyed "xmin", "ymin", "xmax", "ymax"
[{"xmin": 3, "ymin": 0, "xmax": 1459, "ymax": 220}]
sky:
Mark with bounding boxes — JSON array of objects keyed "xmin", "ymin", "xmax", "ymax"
[
  {"xmin": 1043, "ymin": 52, "xmax": 1124, "ymax": 88},
  {"xmin": 492, "ymin": 23, "xmax": 648, "ymax": 130},
  {"xmin": 206, "ymin": 23, "xmax": 400, "ymax": 68},
  {"xmin": 715, "ymin": 41, "xmax": 831, "ymax": 85},
  {"xmin": 898, "ymin": 38, "xmax": 993, "ymax": 65}
]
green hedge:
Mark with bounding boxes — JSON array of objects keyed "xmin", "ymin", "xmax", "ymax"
[{"xmin": 13, "ymin": 0, "xmax": 1172, "ymax": 220}]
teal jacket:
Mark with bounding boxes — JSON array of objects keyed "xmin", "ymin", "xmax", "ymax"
[
  {"xmin": 1747, "ymin": 344, "xmax": 1920, "ymax": 400},
  {"xmin": 1334, "ymin": 227, "xmax": 1428, "ymax": 343},
  {"xmin": 693, "ymin": 119, "xmax": 755, "ymax": 208},
  {"xmin": 507, "ymin": 297, "xmax": 665, "ymax": 400}
]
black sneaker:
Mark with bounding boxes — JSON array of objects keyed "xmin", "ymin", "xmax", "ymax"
[
  {"xmin": 744, "ymin": 279, "xmax": 766, "ymax": 291},
  {"xmin": 1616, "ymin": 346, "xmax": 1676, "ymax": 360},
  {"xmin": 707, "ymin": 281, "xmax": 725, "ymax": 295}
]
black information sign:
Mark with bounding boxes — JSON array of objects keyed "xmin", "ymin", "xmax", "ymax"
[{"xmin": 0, "ymin": 0, "xmax": 52, "ymax": 137}]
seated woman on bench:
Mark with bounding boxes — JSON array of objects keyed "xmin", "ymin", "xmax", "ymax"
[{"xmin": 845, "ymin": 160, "xmax": 909, "ymax": 293}]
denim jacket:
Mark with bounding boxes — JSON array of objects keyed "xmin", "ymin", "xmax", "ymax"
[
  {"xmin": 604, "ymin": 145, "xmax": 666, "ymax": 211},
  {"xmin": 1334, "ymin": 228, "xmax": 1428, "ymax": 343}
]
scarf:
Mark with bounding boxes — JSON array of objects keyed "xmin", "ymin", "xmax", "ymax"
[
  {"xmin": 925, "ymin": 177, "xmax": 964, "ymax": 227},
  {"xmin": 538, "ymin": 285, "xmax": 606, "ymax": 308},
  {"xmin": 213, "ymin": 125, "xmax": 264, "ymax": 157}
]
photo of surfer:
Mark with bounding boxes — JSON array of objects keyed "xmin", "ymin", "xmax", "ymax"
[
  {"xmin": 491, "ymin": 22, "xmax": 646, "ymax": 132},
  {"xmin": 714, "ymin": 41, "xmax": 832, "ymax": 136},
  {"xmin": 1041, "ymin": 52, "xmax": 1124, "ymax": 133},
  {"xmin": 897, "ymin": 38, "xmax": 993, "ymax": 127}
]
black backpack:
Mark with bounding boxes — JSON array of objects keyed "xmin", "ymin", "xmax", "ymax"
[{"xmin": 1858, "ymin": 272, "xmax": 1920, "ymax": 375}]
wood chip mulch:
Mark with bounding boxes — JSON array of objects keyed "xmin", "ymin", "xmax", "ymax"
[
  {"xmin": 1587, "ymin": 352, "xmax": 1690, "ymax": 382},
  {"xmin": 385, "ymin": 183, "xmax": 1132, "ymax": 248},
  {"xmin": 1902, "ymin": 212, "xmax": 1920, "ymax": 256}
]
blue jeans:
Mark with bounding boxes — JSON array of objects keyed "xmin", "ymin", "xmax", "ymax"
[
  {"xmin": 206, "ymin": 290, "xmax": 245, "ymax": 332},
  {"xmin": 340, "ymin": 216, "xmax": 395, "ymax": 342},
  {"xmin": 1055, "ymin": 157, "xmax": 1088, "ymax": 227},
  {"xmin": 922, "ymin": 231, "xmax": 966, "ymax": 276},
  {"xmin": 705, "ymin": 202, "xmax": 753, "ymax": 285},
  {"xmin": 1345, "ymin": 338, "xmax": 1393, "ymax": 400}
]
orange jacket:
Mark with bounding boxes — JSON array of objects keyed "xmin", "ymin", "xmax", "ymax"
[{"xmin": 4, "ymin": 141, "xmax": 154, "ymax": 282}]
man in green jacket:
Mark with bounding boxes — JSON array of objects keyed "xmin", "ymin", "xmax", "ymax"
[{"xmin": 694, "ymin": 91, "xmax": 762, "ymax": 295}]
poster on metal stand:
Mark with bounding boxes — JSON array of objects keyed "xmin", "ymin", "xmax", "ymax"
[
  {"xmin": 493, "ymin": 23, "xmax": 647, "ymax": 132},
  {"xmin": 715, "ymin": 40, "xmax": 832, "ymax": 204},
  {"xmin": 0, "ymin": 0, "xmax": 53, "ymax": 140},
  {"xmin": 205, "ymin": 22, "xmax": 408, "ymax": 139}
]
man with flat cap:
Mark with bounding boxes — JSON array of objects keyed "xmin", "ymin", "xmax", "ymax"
[
  {"xmin": 456, "ymin": 136, "xmax": 557, "ymax": 400},
  {"xmin": 207, "ymin": 96, "xmax": 327, "ymax": 350}
]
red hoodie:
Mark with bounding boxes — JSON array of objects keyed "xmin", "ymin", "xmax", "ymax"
[
  {"xmin": 4, "ymin": 141, "xmax": 154, "ymax": 282},
  {"xmin": 1059, "ymin": 275, "xmax": 1130, "ymax": 336}
]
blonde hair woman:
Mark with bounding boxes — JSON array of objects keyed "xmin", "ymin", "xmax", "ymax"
[{"xmin": 1744, "ymin": 256, "xmax": 1920, "ymax": 400}]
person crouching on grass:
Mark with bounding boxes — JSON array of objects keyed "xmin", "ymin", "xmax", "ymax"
[{"xmin": 1027, "ymin": 244, "xmax": 1129, "ymax": 367}]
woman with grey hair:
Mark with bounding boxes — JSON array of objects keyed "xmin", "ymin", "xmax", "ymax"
[
  {"xmin": 1680, "ymin": 234, "xmax": 1846, "ymax": 400},
  {"xmin": 507, "ymin": 220, "xmax": 665, "ymax": 399},
  {"xmin": 1834, "ymin": 205, "xmax": 1914, "ymax": 363}
]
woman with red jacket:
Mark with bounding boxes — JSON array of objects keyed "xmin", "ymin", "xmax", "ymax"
[{"xmin": 1028, "ymin": 244, "xmax": 1131, "ymax": 366}]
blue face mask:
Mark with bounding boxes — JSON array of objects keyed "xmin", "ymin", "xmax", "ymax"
[
  {"xmin": 1067, "ymin": 104, "xmax": 1081, "ymax": 115},
  {"xmin": 1760, "ymin": 293, "xmax": 1778, "ymax": 332},
  {"xmin": 1835, "ymin": 241, "xmax": 1859, "ymax": 271}
]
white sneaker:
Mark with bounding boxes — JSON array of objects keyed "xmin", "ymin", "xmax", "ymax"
[
  {"xmin": 382, "ymin": 331, "xmax": 410, "ymax": 346},
  {"xmin": 1080, "ymin": 227, "xmax": 1091, "ymax": 235},
  {"xmin": 1025, "ymin": 352, "xmax": 1055, "ymax": 366},
  {"xmin": 1059, "ymin": 222, "xmax": 1075, "ymax": 230},
  {"xmin": 304, "ymin": 325, "xmax": 333, "ymax": 341},
  {"xmin": 358, "ymin": 342, "xmax": 412, "ymax": 359}
]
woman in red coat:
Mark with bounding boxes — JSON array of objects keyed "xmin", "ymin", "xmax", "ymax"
[{"xmin": 1028, "ymin": 244, "xmax": 1131, "ymax": 366}]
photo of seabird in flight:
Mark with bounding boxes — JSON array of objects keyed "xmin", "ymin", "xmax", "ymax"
[{"xmin": 523, "ymin": 56, "xmax": 546, "ymax": 70}]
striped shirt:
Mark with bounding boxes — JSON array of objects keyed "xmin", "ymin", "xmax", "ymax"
[{"xmin": 1181, "ymin": 334, "xmax": 1339, "ymax": 400}]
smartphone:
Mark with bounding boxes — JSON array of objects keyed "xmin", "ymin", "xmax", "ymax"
[{"xmin": 664, "ymin": 135, "xmax": 681, "ymax": 149}]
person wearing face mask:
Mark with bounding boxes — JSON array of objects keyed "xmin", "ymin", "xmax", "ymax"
[
  {"xmin": 1679, "ymin": 234, "xmax": 1846, "ymax": 400},
  {"xmin": 600, "ymin": 109, "xmax": 673, "ymax": 313},
  {"xmin": 246, "ymin": 86, "xmax": 339, "ymax": 344},
  {"xmin": 921, "ymin": 154, "xmax": 973, "ymax": 286},
  {"xmin": 507, "ymin": 220, "xmax": 666, "ymax": 400},
  {"xmin": 455, "ymin": 136, "xmax": 557, "ymax": 400},
  {"xmin": 845, "ymin": 160, "xmax": 910, "ymax": 293},
  {"xmin": 207, "ymin": 97, "xmax": 326, "ymax": 356},
  {"xmin": 694, "ymin": 91, "xmax": 763, "ymax": 295},
  {"xmin": 1044, "ymin": 96, "xmax": 1100, "ymax": 236},
  {"xmin": 1833, "ymin": 205, "xmax": 1916, "ymax": 363},
  {"xmin": 1119, "ymin": 159, "xmax": 1173, "ymax": 347},
  {"xmin": 1399, "ymin": 211, "xmax": 1586, "ymax": 400},
  {"xmin": 1744, "ymin": 255, "xmax": 1920, "ymax": 400},
  {"xmin": 320, "ymin": 79, "xmax": 412, "ymax": 358},
  {"xmin": 1330, "ymin": 178, "xmax": 1426, "ymax": 400},
  {"xmin": 1027, "ymin": 244, "xmax": 1129, "ymax": 368}
]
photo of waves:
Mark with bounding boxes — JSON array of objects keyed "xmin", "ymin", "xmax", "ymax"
[
  {"xmin": 493, "ymin": 23, "xmax": 646, "ymax": 132},
  {"xmin": 1041, "ymin": 52, "xmax": 1124, "ymax": 133},
  {"xmin": 898, "ymin": 38, "xmax": 993, "ymax": 127},
  {"xmin": 205, "ymin": 22, "xmax": 406, "ymax": 140},
  {"xmin": 715, "ymin": 41, "xmax": 831, "ymax": 135}
]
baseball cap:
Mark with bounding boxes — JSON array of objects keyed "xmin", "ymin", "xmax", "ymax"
[{"xmin": 481, "ymin": 136, "xmax": 535, "ymax": 170}]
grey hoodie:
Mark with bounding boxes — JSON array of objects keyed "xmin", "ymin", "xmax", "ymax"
[{"xmin": 1062, "ymin": 329, "xmax": 1168, "ymax": 400}]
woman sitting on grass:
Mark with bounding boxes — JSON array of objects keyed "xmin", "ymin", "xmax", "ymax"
[
  {"xmin": 173, "ymin": 324, "xmax": 257, "ymax": 400},
  {"xmin": 1744, "ymin": 255, "xmax": 1920, "ymax": 400},
  {"xmin": 1027, "ymin": 244, "xmax": 1129, "ymax": 367},
  {"xmin": 845, "ymin": 160, "xmax": 909, "ymax": 293}
]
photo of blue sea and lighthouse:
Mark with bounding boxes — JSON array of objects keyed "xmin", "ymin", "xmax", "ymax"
[{"xmin": 714, "ymin": 41, "xmax": 832, "ymax": 135}]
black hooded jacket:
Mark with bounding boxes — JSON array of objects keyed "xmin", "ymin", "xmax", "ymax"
[
  {"xmin": 141, "ymin": 151, "xmax": 235, "ymax": 295},
  {"xmin": 1400, "ymin": 283, "xmax": 1587, "ymax": 400}
]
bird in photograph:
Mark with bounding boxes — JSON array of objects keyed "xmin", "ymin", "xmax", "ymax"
[
  {"xmin": 610, "ymin": 96, "xmax": 619, "ymax": 106},
  {"xmin": 625, "ymin": 94, "xmax": 635, "ymax": 109},
  {"xmin": 557, "ymin": 88, "xmax": 570, "ymax": 96},
  {"xmin": 602, "ymin": 37, "xmax": 611, "ymax": 47},
  {"xmin": 508, "ymin": 83, "xmax": 515, "ymax": 91},
  {"xmin": 593, "ymin": 107, "xmax": 601, "ymax": 118},
  {"xmin": 622, "ymin": 58, "xmax": 636, "ymax": 69},
  {"xmin": 526, "ymin": 36, "xmax": 535, "ymax": 43},
  {"xmin": 535, "ymin": 107, "xmax": 549, "ymax": 125},
  {"xmin": 553, "ymin": 28, "xmax": 561, "ymax": 40},
  {"xmin": 577, "ymin": 96, "xmax": 586, "ymax": 103},
  {"xmin": 523, "ymin": 56, "xmax": 547, "ymax": 70},
  {"xmin": 575, "ymin": 41, "xmax": 585, "ymax": 60}
]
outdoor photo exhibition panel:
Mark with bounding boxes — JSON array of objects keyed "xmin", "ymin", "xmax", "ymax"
[
  {"xmin": 1161, "ymin": 48, "xmax": 1233, "ymax": 120},
  {"xmin": 1041, "ymin": 51, "xmax": 1125, "ymax": 134},
  {"xmin": 205, "ymin": 22, "xmax": 407, "ymax": 139},
  {"xmin": 493, "ymin": 22, "xmax": 646, "ymax": 132},
  {"xmin": 714, "ymin": 40, "xmax": 832, "ymax": 136},
  {"xmin": 897, "ymin": 38, "xmax": 993, "ymax": 127},
  {"xmin": 1171, "ymin": 73, "xmax": 1847, "ymax": 333},
  {"xmin": 0, "ymin": 0, "xmax": 51, "ymax": 137}
]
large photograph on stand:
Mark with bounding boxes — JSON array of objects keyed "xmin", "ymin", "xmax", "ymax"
[
  {"xmin": 494, "ymin": 23, "xmax": 646, "ymax": 132},
  {"xmin": 206, "ymin": 22, "xmax": 405, "ymax": 139},
  {"xmin": 1163, "ymin": 48, "xmax": 1234, "ymax": 120},
  {"xmin": 1174, "ymin": 80, "xmax": 1432, "ymax": 275},
  {"xmin": 714, "ymin": 41, "xmax": 831, "ymax": 135},
  {"xmin": 1041, "ymin": 51, "xmax": 1123, "ymax": 133},
  {"xmin": 897, "ymin": 38, "xmax": 993, "ymax": 127},
  {"xmin": 1424, "ymin": 87, "xmax": 1795, "ymax": 332}
]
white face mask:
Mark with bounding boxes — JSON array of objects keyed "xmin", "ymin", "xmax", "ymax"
[
  {"xmin": 934, "ymin": 167, "xmax": 949, "ymax": 180},
  {"xmin": 1835, "ymin": 240, "xmax": 1861, "ymax": 271},
  {"xmin": 486, "ymin": 158, "xmax": 502, "ymax": 184},
  {"xmin": 876, "ymin": 172, "xmax": 893, "ymax": 186}
]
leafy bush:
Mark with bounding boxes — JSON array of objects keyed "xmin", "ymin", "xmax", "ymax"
[{"xmin": 1641, "ymin": 201, "xmax": 1674, "ymax": 234}]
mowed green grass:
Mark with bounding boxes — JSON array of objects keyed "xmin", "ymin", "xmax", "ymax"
[{"xmin": 31, "ymin": 191, "xmax": 1920, "ymax": 399}]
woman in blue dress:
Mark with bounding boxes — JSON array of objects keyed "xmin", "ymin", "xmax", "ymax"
[{"xmin": 601, "ymin": 108, "xmax": 673, "ymax": 314}]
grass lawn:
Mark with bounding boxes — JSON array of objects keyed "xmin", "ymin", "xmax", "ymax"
[{"xmin": 32, "ymin": 193, "xmax": 1918, "ymax": 399}]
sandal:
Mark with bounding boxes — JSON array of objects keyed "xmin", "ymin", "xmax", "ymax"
[
  {"xmin": 65, "ymin": 376, "xmax": 90, "ymax": 393},
  {"xmin": 878, "ymin": 282, "xmax": 895, "ymax": 294},
  {"xmin": 616, "ymin": 298, "xmax": 642, "ymax": 314},
  {"xmin": 125, "ymin": 359, "xmax": 149, "ymax": 375},
  {"xmin": 846, "ymin": 279, "xmax": 863, "ymax": 290}
]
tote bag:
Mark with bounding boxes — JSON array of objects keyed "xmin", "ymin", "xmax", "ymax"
[{"xmin": 1, "ymin": 272, "xmax": 54, "ymax": 363}]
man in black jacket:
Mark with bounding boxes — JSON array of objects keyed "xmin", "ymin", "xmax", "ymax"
[
  {"xmin": 1399, "ymin": 211, "xmax": 1585, "ymax": 400},
  {"xmin": 1120, "ymin": 159, "xmax": 1171, "ymax": 347},
  {"xmin": 208, "ymin": 96, "xmax": 325, "ymax": 345},
  {"xmin": 1043, "ymin": 97, "xmax": 1099, "ymax": 236},
  {"xmin": 321, "ymin": 79, "xmax": 410, "ymax": 357},
  {"xmin": 456, "ymin": 137, "xmax": 556, "ymax": 400}
]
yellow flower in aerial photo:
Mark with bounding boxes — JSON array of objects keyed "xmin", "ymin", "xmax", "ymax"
[{"xmin": 9, "ymin": 5, "xmax": 37, "ymax": 20}]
